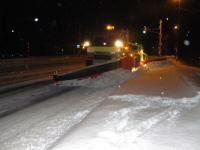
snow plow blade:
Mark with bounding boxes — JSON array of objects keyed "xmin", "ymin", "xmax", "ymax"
[{"xmin": 53, "ymin": 59, "xmax": 121, "ymax": 81}]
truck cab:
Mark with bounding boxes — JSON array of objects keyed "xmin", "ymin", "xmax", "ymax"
[{"xmin": 83, "ymin": 32, "xmax": 123, "ymax": 65}]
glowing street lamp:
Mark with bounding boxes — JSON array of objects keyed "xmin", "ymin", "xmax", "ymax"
[
  {"xmin": 106, "ymin": 25, "xmax": 115, "ymax": 31},
  {"xmin": 172, "ymin": 0, "xmax": 181, "ymax": 60},
  {"xmin": 34, "ymin": 18, "xmax": 39, "ymax": 22},
  {"xmin": 142, "ymin": 30, "xmax": 147, "ymax": 34},
  {"xmin": 103, "ymin": 42, "xmax": 107, "ymax": 46},
  {"xmin": 142, "ymin": 26, "xmax": 147, "ymax": 34},
  {"xmin": 174, "ymin": 25, "xmax": 179, "ymax": 30}
]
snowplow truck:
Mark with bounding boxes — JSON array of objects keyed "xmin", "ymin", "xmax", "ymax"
[{"xmin": 84, "ymin": 30, "xmax": 125, "ymax": 65}]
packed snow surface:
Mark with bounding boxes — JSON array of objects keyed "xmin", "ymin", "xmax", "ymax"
[
  {"xmin": 52, "ymin": 93, "xmax": 200, "ymax": 150},
  {"xmin": 0, "ymin": 60, "xmax": 200, "ymax": 150}
]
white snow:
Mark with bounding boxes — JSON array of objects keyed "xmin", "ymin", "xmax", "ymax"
[
  {"xmin": 52, "ymin": 93, "xmax": 200, "ymax": 150},
  {"xmin": 0, "ymin": 88, "xmax": 110, "ymax": 150},
  {"xmin": 0, "ymin": 68, "xmax": 137, "ymax": 150},
  {"xmin": 1, "ymin": 59, "xmax": 200, "ymax": 150},
  {"xmin": 58, "ymin": 68, "xmax": 136, "ymax": 88}
]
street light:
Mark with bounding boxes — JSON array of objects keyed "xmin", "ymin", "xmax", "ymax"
[
  {"xmin": 174, "ymin": 25, "xmax": 179, "ymax": 30},
  {"xmin": 142, "ymin": 20, "xmax": 163, "ymax": 56},
  {"xmin": 142, "ymin": 26, "xmax": 147, "ymax": 34},
  {"xmin": 34, "ymin": 18, "xmax": 39, "ymax": 22},
  {"xmin": 106, "ymin": 25, "xmax": 115, "ymax": 31},
  {"xmin": 142, "ymin": 30, "xmax": 147, "ymax": 34},
  {"xmin": 103, "ymin": 42, "xmax": 107, "ymax": 46},
  {"xmin": 172, "ymin": 0, "xmax": 181, "ymax": 60}
]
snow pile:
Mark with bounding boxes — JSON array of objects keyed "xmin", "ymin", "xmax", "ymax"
[
  {"xmin": 59, "ymin": 68, "xmax": 136, "ymax": 88},
  {"xmin": 8, "ymin": 60, "xmax": 171, "ymax": 90},
  {"xmin": 110, "ymin": 93, "xmax": 200, "ymax": 109}
]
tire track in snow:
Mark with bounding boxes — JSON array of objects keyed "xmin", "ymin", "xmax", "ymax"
[
  {"xmin": 0, "ymin": 97, "xmax": 105, "ymax": 150},
  {"xmin": 98, "ymin": 93, "xmax": 200, "ymax": 145},
  {"xmin": 98, "ymin": 106, "xmax": 172, "ymax": 144},
  {"xmin": 0, "ymin": 88, "xmax": 112, "ymax": 150}
]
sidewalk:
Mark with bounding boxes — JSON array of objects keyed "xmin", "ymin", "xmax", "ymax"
[{"xmin": 114, "ymin": 61, "xmax": 198, "ymax": 98}]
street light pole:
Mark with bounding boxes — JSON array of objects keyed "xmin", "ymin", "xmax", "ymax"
[
  {"xmin": 176, "ymin": 0, "xmax": 181, "ymax": 60},
  {"xmin": 159, "ymin": 19, "xmax": 163, "ymax": 56},
  {"xmin": 143, "ymin": 19, "xmax": 163, "ymax": 56},
  {"xmin": 178, "ymin": 0, "xmax": 181, "ymax": 21}
]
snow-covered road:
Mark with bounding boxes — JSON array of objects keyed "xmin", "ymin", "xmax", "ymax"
[{"xmin": 0, "ymin": 59, "xmax": 200, "ymax": 150}]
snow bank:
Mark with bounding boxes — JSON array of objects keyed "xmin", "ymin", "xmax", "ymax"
[
  {"xmin": 110, "ymin": 92, "xmax": 200, "ymax": 108},
  {"xmin": 56, "ymin": 60, "xmax": 171, "ymax": 89},
  {"xmin": 58, "ymin": 68, "xmax": 137, "ymax": 88}
]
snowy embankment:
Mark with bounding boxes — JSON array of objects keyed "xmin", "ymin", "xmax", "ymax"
[{"xmin": 58, "ymin": 68, "xmax": 140, "ymax": 88}]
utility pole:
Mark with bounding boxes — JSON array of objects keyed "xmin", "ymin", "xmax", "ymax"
[
  {"xmin": 143, "ymin": 19, "xmax": 163, "ymax": 56},
  {"xmin": 158, "ymin": 19, "xmax": 163, "ymax": 56},
  {"xmin": 177, "ymin": 0, "xmax": 181, "ymax": 60},
  {"xmin": 27, "ymin": 41, "xmax": 30, "ymax": 57}
]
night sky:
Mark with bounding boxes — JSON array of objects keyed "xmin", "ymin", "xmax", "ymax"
[{"xmin": 1, "ymin": 0, "xmax": 200, "ymax": 59}]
